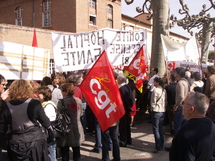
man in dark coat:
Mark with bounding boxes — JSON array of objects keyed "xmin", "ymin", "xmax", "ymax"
[{"xmin": 117, "ymin": 74, "xmax": 134, "ymax": 147}]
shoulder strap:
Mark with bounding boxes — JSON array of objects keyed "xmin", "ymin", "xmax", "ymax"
[
  {"xmin": 52, "ymin": 85, "xmax": 57, "ymax": 92},
  {"xmin": 156, "ymin": 89, "xmax": 164, "ymax": 103}
]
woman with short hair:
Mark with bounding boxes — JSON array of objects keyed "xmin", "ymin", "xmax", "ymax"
[
  {"xmin": 57, "ymin": 83, "xmax": 84, "ymax": 161},
  {"xmin": 150, "ymin": 77, "xmax": 167, "ymax": 153},
  {"xmin": 38, "ymin": 86, "xmax": 57, "ymax": 161},
  {"xmin": 190, "ymin": 71, "xmax": 204, "ymax": 93}
]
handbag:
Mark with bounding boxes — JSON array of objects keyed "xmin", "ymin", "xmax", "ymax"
[
  {"xmin": 47, "ymin": 128, "xmax": 56, "ymax": 145},
  {"xmin": 51, "ymin": 99, "xmax": 71, "ymax": 138}
]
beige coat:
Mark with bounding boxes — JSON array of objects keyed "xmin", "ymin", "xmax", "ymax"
[{"xmin": 150, "ymin": 86, "xmax": 167, "ymax": 112}]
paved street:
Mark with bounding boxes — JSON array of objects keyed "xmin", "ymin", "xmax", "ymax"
[
  {"xmin": 79, "ymin": 111, "xmax": 173, "ymax": 161},
  {"xmin": 2, "ymin": 111, "xmax": 173, "ymax": 161}
]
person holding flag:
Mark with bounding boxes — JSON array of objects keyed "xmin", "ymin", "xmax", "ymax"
[{"xmin": 80, "ymin": 50, "xmax": 125, "ymax": 161}]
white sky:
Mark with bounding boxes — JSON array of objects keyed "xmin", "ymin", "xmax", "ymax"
[{"xmin": 122, "ymin": 0, "xmax": 215, "ymax": 50}]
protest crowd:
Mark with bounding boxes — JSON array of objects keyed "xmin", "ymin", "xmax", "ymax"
[{"xmin": 1, "ymin": 64, "xmax": 215, "ymax": 161}]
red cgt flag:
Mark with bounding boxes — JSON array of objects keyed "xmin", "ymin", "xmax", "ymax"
[
  {"xmin": 32, "ymin": 29, "xmax": 38, "ymax": 47},
  {"xmin": 124, "ymin": 45, "xmax": 147, "ymax": 93},
  {"xmin": 80, "ymin": 50, "xmax": 125, "ymax": 132}
]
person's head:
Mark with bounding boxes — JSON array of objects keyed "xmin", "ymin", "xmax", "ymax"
[
  {"xmin": 153, "ymin": 77, "xmax": 164, "ymax": 88},
  {"xmin": 0, "ymin": 74, "xmax": 7, "ymax": 94},
  {"xmin": 30, "ymin": 82, "xmax": 41, "ymax": 99},
  {"xmin": 31, "ymin": 82, "xmax": 41, "ymax": 93},
  {"xmin": 151, "ymin": 67, "xmax": 158, "ymax": 75},
  {"xmin": 185, "ymin": 66, "xmax": 190, "ymax": 71},
  {"xmin": 174, "ymin": 67, "xmax": 185, "ymax": 80},
  {"xmin": 117, "ymin": 74, "xmax": 127, "ymax": 85},
  {"xmin": 185, "ymin": 71, "xmax": 191, "ymax": 78},
  {"xmin": 52, "ymin": 74, "xmax": 66, "ymax": 86},
  {"xmin": 192, "ymin": 72, "xmax": 201, "ymax": 81},
  {"xmin": 182, "ymin": 92, "xmax": 209, "ymax": 120},
  {"xmin": 37, "ymin": 86, "xmax": 52, "ymax": 103},
  {"xmin": 42, "ymin": 76, "xmax": 52, "ymax": 86},
  {"xmin": 67, "ymin": 75, "xmax": 77, "ymax": 86},
  {"xmin": 206, "ymin": 66, "xmax": 215, "ymax": 75},
  {"xmin": 61, "ymin": 83, "xmax": 74, "ymax": 96},
  {"xmin": 76, "ymin": 75, "xmax": 83, "ymax": 86},
  {"xmin": 8, "ymin": 79, "xmax": 33, "ymax": 101}
]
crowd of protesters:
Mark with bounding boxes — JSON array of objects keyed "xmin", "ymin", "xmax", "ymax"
[{"xmin": 0, "ymin": 65, "xmax": 215, "ymax": 161}]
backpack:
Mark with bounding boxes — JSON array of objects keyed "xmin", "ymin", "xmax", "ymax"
[{"xmin": 51, "ymin": 99, "xmax": 71, "ymax": 138}]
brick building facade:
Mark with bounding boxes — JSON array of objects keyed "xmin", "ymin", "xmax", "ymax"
[
  {"xmin": 0, "ymin": 0, "xmax": 189, "ymax": 75},
  {"xmin": 0, "ymin": 0, "xmax": 122, "ymax": 32}
]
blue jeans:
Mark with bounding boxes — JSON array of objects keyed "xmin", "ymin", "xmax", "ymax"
[
  {"xmin": 151, "ymin": 112, "xmax": 165, "ymax": 150},
  {"xmin": 48, "ymin": 144, "xmax": 57, "ymax": 161},
  {"xmin": 102, "ymin": 126, "xmax": 120, "ymax": 161},
  {"xmin": 94, "ymin": 116, "xmax": 102, "ymax": 151},
  {"xmin": 174, "ymin": 106, "xmax": 186, "ymax": 135}
]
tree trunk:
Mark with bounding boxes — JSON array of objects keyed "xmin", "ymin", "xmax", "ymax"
[
  {"xmin": 150, "ymin": 0, "xmax": 170, "ymax": 77},
  {"xmin": 201, "ymin": 21, "xmax": 212, "ymax": 64}
]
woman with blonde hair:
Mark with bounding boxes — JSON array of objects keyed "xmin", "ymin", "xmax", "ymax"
[
  {"xmin": 57, "ymin": 83, "xmax": 84, "ymax": 161},
  {"xmin": 0, "ymin": 79, "xmax": 51, "ymax": 161}
]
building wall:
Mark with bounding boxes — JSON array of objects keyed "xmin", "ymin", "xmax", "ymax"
[
  {"xmin": 0, "ymin": 0, "xmax": 121, "ymax": 33},
  {"xmin": 0, "ymin": 24, "xmax": 53, "ymax": 50}
]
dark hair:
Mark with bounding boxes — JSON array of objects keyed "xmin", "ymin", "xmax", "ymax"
[
  {"xmin": 153, "ymin": 68, "xmax": 158, "ymax": 74},
  {"xmin": 207, "ymin": 66, "xmax": 215, "ymax": 74},
  {"xmin": 0, "ymin": 74, "xmax": 6, "ymax": 83},
  {"xmin": 42, "ymin": 76, "xmax": 52, "ymax": 86},
  {"xmin": 170, "ymin": 73, "xmax": 176, "ymax": 82},
  {"xmin": 175, "ymin": 67, "xmax": 185, "ymax": 78},
  {"xmin": 38, "ymin": 86, "xmax": 52, "ymax": 101},
  {"xmin": 154, "ymin": 77, "xmax": 164, "ymax": 88},
  {"xmin": 192, "ymin": 72, "xmax": 201, "ymax": 81},
  {"xmin": 60, "ymin": 83, "xmax": 74, "ymax": 96}
]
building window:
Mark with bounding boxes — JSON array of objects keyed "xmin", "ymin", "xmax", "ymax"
[
  {"xmin": 49, "ymin": 59, "xmax": 55, "ymax": 75},
  {"xmin": 107, "ymin": 4, "xmax": 113, "ymax": 14},
  {"xmin": 89, "ymin": 0, "xmax": 96, "ymax": 9},
  {"xmin": 15, "ymin": 7, "xmax": 22, "ymax": 26},
  {"xmin": 107, "ymin": 19, "xmax": 113, "ymax": 28},
  {"xmin": 107, "ymin": 5, "xmax": 113, "ymax": 28},
  {"xmin": 42, "ymin": 0, "xmax": 51, "ymax": 27},
  {"xmin": 89, "ymin": 14, "xmax": 96, "ymax": 25}
]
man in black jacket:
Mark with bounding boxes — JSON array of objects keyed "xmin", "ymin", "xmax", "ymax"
[{"xmin": 117, "ymin": 74, "xmax": 134, "ymax": 147}]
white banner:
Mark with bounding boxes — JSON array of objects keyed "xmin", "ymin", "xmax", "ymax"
[
  {"xmin": 161, "ymin": 35, "xmax": 200, "ymax": 64},
  {"xmin": 0, "ymin": 41, "xmax": 50, "ymax": 80},
  {"xmin": 52, "ymin": 28, "xmax": 147, "ymax": 72},
  {"xmin": 175, "ymin": 61, "xmax": 208, "ymax": 72}
]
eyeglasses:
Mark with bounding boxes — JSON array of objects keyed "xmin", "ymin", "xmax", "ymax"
[{"xmin": 182, "ymin": 101, "xmax": 192, "ymax": 106}]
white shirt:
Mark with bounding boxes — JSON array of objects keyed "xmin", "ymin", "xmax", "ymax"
[
  {"xmin": 148, "ymin": 74, "xmax": 159, "ymax": 92},
  {"xmin": 44, "ymin": 103, "xmax": 56, "ymax": 122}
]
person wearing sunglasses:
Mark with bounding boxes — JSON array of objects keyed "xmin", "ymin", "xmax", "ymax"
[{"xmin": 170, "ymin": 92, "xmax": 215, "ymax": 161}]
